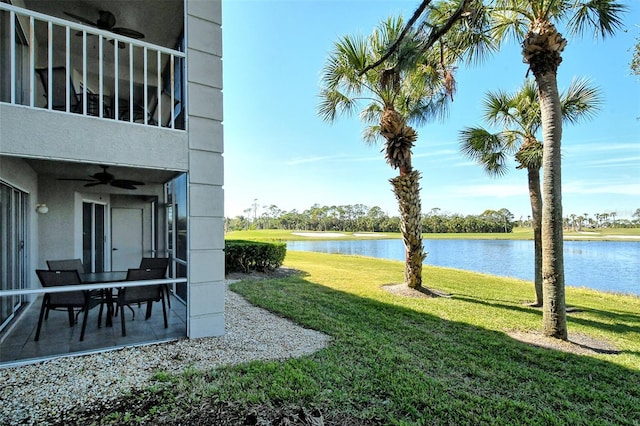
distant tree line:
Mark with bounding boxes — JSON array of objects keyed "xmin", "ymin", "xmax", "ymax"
[
  {"xmin": 226, "ymin": 204, "xmax": 640, "ymax": 233},
  {"xmin": 226, "ymin": 204, "xmax": 517, "ymax": 234}
]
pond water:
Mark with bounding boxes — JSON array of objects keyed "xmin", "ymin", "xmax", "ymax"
[{"xmin": 286, "ymin": 239, "xmax": 640, "ymax": 296}]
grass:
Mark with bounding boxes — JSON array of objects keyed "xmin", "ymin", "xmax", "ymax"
[
  {"xmin": 226, "ymin": 227, "xmax": 640, "ymax": 242},
  {"xmin": 73, "ymin": 251, "xmax": 640, "ymax": 425}
]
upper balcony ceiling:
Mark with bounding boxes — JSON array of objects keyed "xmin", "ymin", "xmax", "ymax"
[{"xmin": 22, "ymin": 0, "xmax": 184, "ymax": 50}]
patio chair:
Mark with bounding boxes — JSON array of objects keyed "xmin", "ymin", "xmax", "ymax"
[
  {"xmin": 34, "ymin": 269, "xmax": 102, "ymax": 342},
  {"xmin": 46, "ymin": 259, "xmax": 114, "ymax": 326},
  {"xmin": 149, "ymin": 90, "xmax": 177, "ymax": 127},
  {"xmin": 116, "ymin": 268, "xmax": 168, "ymax": 336},
  {"xmin": 139, "ymin": 257, "xmax": 171, "ymax": 307},
  {"xmin": 35, "ymin": 66, "xmax": 81, "ymax": 113},
  {"xmin": 47, "ymin": 258, "xmax": 84, "ymax": 274}
]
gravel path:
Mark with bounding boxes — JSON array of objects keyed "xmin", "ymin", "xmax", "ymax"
[{"xmin": 0, "ymin": 281, "xmax": 331, "ymax": 425}]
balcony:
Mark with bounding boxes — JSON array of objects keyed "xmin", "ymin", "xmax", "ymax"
[{"xmin": 0, "ymin": 1, "xmax": 185, "ymax": 129}]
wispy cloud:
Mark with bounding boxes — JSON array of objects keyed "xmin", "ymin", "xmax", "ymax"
[
  {"xmin": 285, "ymin": 153, "xmax": 380, "ymax": 166},
  {"xmin": 285, "ymin": 155, "xmax": 346, "ymax": 166},
  {"xmin": 413, "ymin": 149, "xmax": 458, "ymax": 159},
  {"xmin": 581, "ymin": 156, "xmax": 640, "ymax": 168},
  {"xmin": 564, "ymin": 142, "xmax": 640, "ymax": 155},
  {"xmin": 563, "ymin": 181, "xmax": 640, "ymax": 195}
]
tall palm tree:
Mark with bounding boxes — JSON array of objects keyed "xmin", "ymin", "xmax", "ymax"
[
  {"xmin": 459, "ymin": 78, "xmax": 601, "ymax": 307},
  {"xmin": 318, "ymin": 16, "xmax": 453, "ymax": 291},
  {"xmin": 487, "ymin": 0, "xmax": 626, "ymax": 339}
]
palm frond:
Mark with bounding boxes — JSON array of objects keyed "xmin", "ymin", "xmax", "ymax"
[
  {"xmin": 560, "ymin": 77, "xmax": 603, "ymax": 125},
  {"xmin": 362, "ymin": 125, "xmax": 382, "ymax": 146},
  {"xmin": 459, "ymin": 126, "xmax": 510, "ymax": 176},
  {"xmin": 317, "ymin": 89, "xmax": 359, "ymax": 123},
  {"xmin": 360, "ymin": 103, "xmax": 383, "ymax": 126},
  {"xmin": 482, "ymin": 89, "xmax": 513, "ymax": 126},
  {"xmin": 512, "ymin": 79, "xmax": 541, "ymax": 134},
  {"xmin": 567, "ymin": 0, "xmax": 627, "ymax": 39},
  {"xmin": 448, "ymin": 0, "xmax": 501, "ymax": 65},
  {"xmin": 489, "ymin": 1, "xmax": 533, "ymax": 42}
]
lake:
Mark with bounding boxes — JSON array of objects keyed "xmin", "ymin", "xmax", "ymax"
[{"xmin": 286, "ymin": 239, "xmax": 640, "ymax": 296}]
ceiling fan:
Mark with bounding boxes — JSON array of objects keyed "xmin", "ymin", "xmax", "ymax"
[
  {"xmin": 58, "ymin": 166, "xmax": 145, "ymax": 190},
  {"xmin": 64, "ymin": 10, "xmax": 145, "ymax": 40}
]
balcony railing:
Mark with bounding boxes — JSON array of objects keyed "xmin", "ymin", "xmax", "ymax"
[{"xmin": 0, "ymin": 3, "xmax": 185, "ymax": 129}]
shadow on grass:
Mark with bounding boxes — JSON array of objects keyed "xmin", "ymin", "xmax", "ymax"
[
  {"xmin": 223, "ymin": 275, "xmax": 640, "ymax": 425},
  {"xmin": 67, "ymin": 273, "xmax": 640, "ymax": 425},
  {"xmin": 452, "ymin": 294, "xmax": 543, "ymax": 316},
  {"xmin": 452, "ymin": 294, "xmax": 640, "ymax": 337}
]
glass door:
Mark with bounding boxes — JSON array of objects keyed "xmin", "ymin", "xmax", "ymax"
[
  {"xmin": 0, "ymin": 181, "xmax": 27, "ymax": 331},
  {"xmin": 165, "ymin": 173, "xmax": 187, "ymax": 303},
  {"xmin": 82, "ymin": 202, "xmax": 106, "ymax": 273}
]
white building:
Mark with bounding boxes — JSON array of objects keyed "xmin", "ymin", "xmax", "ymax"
[{"xmin": 0, "ymin": 0, "xmax": 225, "ymax": 365}]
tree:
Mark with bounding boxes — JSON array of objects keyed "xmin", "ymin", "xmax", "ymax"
[
  {"xmin": 485, "ymin": 0, "xmax": 626, "ymax": 340},
  {"xmin": 459, "ymin": 78, "xmax": 601, "ymax": 306},
  {"xmin": 631, "ymin": 36, "xmax": 640, "ymax": 76},
  {"xmin": 318, "ymin": 16, "xmax": 453, "ymax": 291}
]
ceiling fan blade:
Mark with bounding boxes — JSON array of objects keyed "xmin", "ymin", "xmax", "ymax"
[
  {"xmin": 109, "ymin": 39, "xmax": 127, "ymax": 49},
  {"xmin": 110, "ymin": 180, "xmax": 139, "ymax": 190},
  {"xmin": 58, "ymin": 178, "xmax": 98, "ymax": 182},
  {"xmin": 112, "ymin": 27, "xmax": 145, "ymax": 39},
  {"xmin": 84, "ymin": 181, "xmax": 106, "ymax": 187},
  {"xmin": 64, "ymin": 12, "xmax": 97, "ymax": 27}
]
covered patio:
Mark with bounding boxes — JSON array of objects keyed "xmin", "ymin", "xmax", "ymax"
[{"xmin": 0, "ymin": 291, "xmax": 186, "ymax": 365}]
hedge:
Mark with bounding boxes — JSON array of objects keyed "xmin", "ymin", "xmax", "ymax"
[{"xmin": 224, "ymin": 240, "xmax": 287, "ymax": 274}]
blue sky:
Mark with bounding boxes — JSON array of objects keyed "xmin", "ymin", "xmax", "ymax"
[{"xmin": 222, "ymin": 0, "xmax": 640, "ymax": 222}]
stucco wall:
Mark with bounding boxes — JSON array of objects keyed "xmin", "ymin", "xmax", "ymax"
[
  {"xmin": 185, "ymin": 0, "xmax": 225, "ymax": 338},
  {"xmin": 0, "ymin": 104, "xmax": 188, "ymax": 171}
]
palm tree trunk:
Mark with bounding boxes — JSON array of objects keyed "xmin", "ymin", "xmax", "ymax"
[
  {"xmin": 527, "ymin": 167, "xmax": 543, "ymax": 307},
  {"xmin": 390, "ymin": 170, "xmax": 426, "ymax": 290},
  {"xmin": 537, "ymin": 71, "xmax": 568, "ymax": 340}
]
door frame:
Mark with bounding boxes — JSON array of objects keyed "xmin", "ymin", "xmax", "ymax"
[
  {"xmin": 0, "ymin": 180, "xmax": 28, "ymax": 332},
  {"xmin": 76, "ymin": 194, "xmax": 109, "ymax": 273},
  {"xmin": 110, "ymin": 207, "xmax": 144, "ymax": 271}
]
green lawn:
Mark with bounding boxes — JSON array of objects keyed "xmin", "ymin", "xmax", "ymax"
[
  {"xmin": 226, "ymin": 227, "xmax": 640, "ymax": 241},
  {"xmin": 85, "ymin": 251, "xmax": 640, "ymax": 425}
]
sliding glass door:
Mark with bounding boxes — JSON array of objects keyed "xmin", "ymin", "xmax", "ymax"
[
  {"xmin": 0, "ymin": 181, "xmax": 27, "ymax": 331},
  {"xmin": 82, "ymin": 202, "xmax": 106, "ymax": 273},
  {"xmin": 166, "ymin": 173, "xmax": 187, "ymax": 303}
]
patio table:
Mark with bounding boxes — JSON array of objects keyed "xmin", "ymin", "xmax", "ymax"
[{"xmin": 79, "ymin": 271, "xmax": 127, "ymax": 327}]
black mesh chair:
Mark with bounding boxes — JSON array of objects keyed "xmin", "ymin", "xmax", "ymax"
[
  {"xmin": 47, "ymin": 258, "xmax": 84, "ymax": 274},
  {"xmin": 116, "ymin": 268, "xmax": 168, "ymax": 336},
  {"xmin": 46, "ymin": 259, "xmax": 107, "ymax": 323},
  {"xmin": 139, "ymin": 257, "xmax": 171, "ymax": 307},
  {"xmin": 34, "ymin": 269, "xmax": 102, "ymax": 342},
  {"xmin": 35, "ymin": 67, "xmax": 80, "ymax": 113}
]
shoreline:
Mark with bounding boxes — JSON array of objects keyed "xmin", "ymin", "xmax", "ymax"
[{"xmin": 285, "ymin": 230, "xmax": 640, "ymax": 242}]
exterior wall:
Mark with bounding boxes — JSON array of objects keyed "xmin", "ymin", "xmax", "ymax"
[
  {"xmin": 0, "ymin": 0, "xmax": 226, "ymax": 344},
  {"xmin": 185, "ymin": 0, "xmax": 225, "ymax": 338},
  {"xmin": 0, "ymin": 105, "xmax": 188, "ymax": 171}
]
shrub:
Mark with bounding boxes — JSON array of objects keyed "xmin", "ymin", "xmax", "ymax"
[{"xmin": 224, "ymin": 240, "xmax": 286, "ymax": 274}]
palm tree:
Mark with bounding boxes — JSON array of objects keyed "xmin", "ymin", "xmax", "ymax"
[
  {"xmin": 318, "ymin": 16, "xmax": 453, "ymax": 291},
  {"xmin": 486, "ymin": 0, "xmax": 626, "ymax": 339},
  {"xmin": 459, "ymin": 78, "xmax": 601, "ymax": 306}
]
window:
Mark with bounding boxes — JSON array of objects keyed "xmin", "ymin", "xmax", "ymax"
[{"xmin": 0, "ymin": 181, "xmax": 27, "ymax": 331}]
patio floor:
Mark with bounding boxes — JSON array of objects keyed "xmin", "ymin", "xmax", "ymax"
[{"xmin": 0, "ymin": 293, "xmax": 187, "ymax": 365}]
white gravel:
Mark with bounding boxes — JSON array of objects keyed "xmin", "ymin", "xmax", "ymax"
[{"xmin": 0, "ymin": 282, "xmax": 331, "ymax": 425}]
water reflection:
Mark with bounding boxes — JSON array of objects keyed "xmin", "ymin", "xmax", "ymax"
[{"xmin": 287, "ymin": 239, "xmax": 640, "ymax": 296}]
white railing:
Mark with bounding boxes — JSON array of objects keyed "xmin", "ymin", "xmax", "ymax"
[
  {"xmin": 0, "ymin": 3, "xmax": 185, "ymax": 129},
  {"xmin": 0, "ymin": 277, "xmax": 188, "ymax": 298}
]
